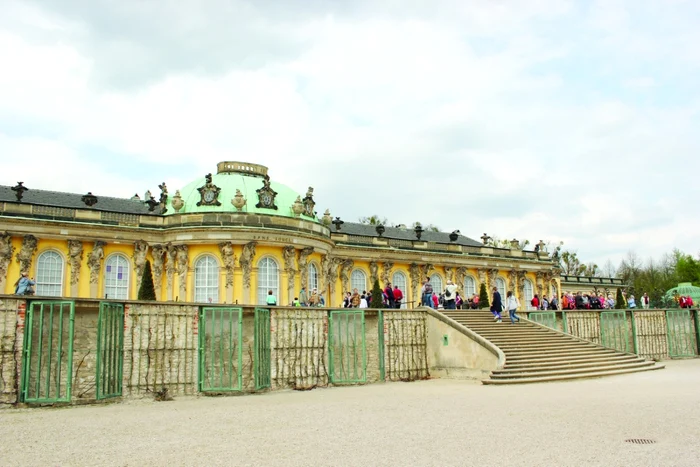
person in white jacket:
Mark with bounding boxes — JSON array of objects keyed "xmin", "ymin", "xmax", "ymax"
[{"xmin": 506, "ymin": 291, "xmax": 521, "ymax": 324}]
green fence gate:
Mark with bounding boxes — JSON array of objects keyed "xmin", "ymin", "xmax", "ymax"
[
  {"xmin": 666, "ymin": 309, "xmax": 697, "ymax": 358},
  {"xmin": 198, "ymin": 307, "xmax": 243, "ymax": 392},
  {"xmin": 254, "ymin": 308, "xmax": 271, "ymax": 390},
  {"xmin": 96, "ymin": 302, "xmax": 124, "ymax": 400},
  {"xmin": 600, "ymin": 311, "xmax": 629, "ymax": 353},
  {"xmin": 21, "ymin": 301, "xmax": 75, "ymax": 403},
  {"xmin": 528, "ymin": 312, "xmax": 557, "ymax": 330},
  {"xmin": 378, "ymin": 310, "xmax": 385, "ymax": 381},
  {"xmin": 329, "ymin": 310, "xmax": 366, "ymax": 384}
]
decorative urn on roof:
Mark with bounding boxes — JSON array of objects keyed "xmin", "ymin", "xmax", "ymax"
[
  {"xmin": 291, "ymin": 196, "xmax": 304, "ymax": 218},
  {"xmin": 231, "ymin": 189, "xmax": 246, "ymax": 212},
  {"xmin": 321, "ymin": 209, "xmax": 332, "ymax": 226},
  {"xmin": 171, "ymin": 190, "xmax": 184, "ymax": 212}
]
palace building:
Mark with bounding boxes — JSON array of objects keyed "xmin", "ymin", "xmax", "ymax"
[{"xmin": 0, "ymin": 161, "xmax": 560, "ymax": 307}]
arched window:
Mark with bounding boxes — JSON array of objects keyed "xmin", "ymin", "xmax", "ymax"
[
  {"xmin": 194, "ymin": 255, "xmax": 219, "ymax": 303},
  {"xmin": 392, "ymin": 271, "xmax": 407, "ymax": 309},
  {"xmin": 496, "ymin": 277, "xmax": 506, "ymax": 299},
  {"xmin": 464, "ymin": 276, "xmax": 476, "ymax": 298},
  {"xmin": 550, "ymin": 284, "xmax": 558, "ymax": 299},
  {"xmin": 430, "ymin": 274, "xmax": 443, "ymax": 296},
  {"xmin": 308, "ymin": 263, "xmax": 319, "ymax": 291},
  {"xmin": 35, "ymin": 251, "xmax": 64, "ymax": 297},
  {"xmin": 104, "ymin": 254, "xmax": 129, "ymax": 300},
  {"xmin": 351, "ymin": 269, "xmax": 367, "ymax": 293},
  {"xmin": 523, "ymin": 279, "xmax": 534, "ymax": 310},
  {"xmin": 257, "ymin": 257, "xmax": 279, "ymax": 305}
]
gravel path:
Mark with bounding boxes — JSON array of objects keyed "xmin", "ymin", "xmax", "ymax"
[{"xmin": 1, "ymin": 361, "xmax": 699, "ymax": 467}]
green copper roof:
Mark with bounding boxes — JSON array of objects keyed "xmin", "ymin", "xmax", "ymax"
[
  {"xmin": 664, "ymin": 282, "xmax": 700, "ymax": 303},
  {"xmin": 167, "ymin": 162, "xmax": 318, "ymax": 222}
]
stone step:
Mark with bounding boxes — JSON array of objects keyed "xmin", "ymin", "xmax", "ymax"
[
  {"xmin": 497, "ymin": 356, "xmax": 644, "ymax": 373},
  {"xmin": 502, "ymin": 346, "xmax": 606, "ymax": 356},
  {"xmin": 505, "ymin": 350, "xmax": 620, "ymax": 363},
  {"xmin": 496, "ymin": 343, "xmax": 594, "ymax": 352},
  {"xmin": 482, "ymin": 337, "xmax": 576, "ymax": 344},
  {"xmin": 490, "ymin": 360, "xmax": 656, "ymax": 379},
  {"xmin": 483, "ymin": 363, "xmax": 665, "ymax": 385}
]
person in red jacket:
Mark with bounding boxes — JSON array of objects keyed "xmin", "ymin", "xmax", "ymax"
[
  {"xmin": 531, "ymin": 294, "xmax": 540, "ymax": 310},
  {"xmin": 432, "ymin": 293, "xmax": 439, "ymax": 309},
  {"xmin": 392, "ymin": 285, "xmax": 403, "ymax": 309}
]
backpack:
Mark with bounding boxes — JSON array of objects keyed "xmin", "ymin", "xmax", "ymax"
[{"xmin": 445, "ymin": 288, "xmax": 451, "ymax": 298}]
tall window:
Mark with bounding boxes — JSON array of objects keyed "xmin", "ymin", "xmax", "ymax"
[
  {"xmin": 35, "ymin": 251, "xmax": 64, "ymax": 297},
  {"xmin": 430, "ymin": 274, "xmax": 443, "ymax": 296},
  {"xmin": 308, "ymin": 263, "xmax": 319, "ymax": 291},
  {"xmin": 464, "ymin": 276, "xmax": 476, "ymax": 297},
  {"xmin": 524, "ymin": 279, "xmax": 534, "ymax": 310},
  {"xmin": 351, "ymin": 269, "xmax": 367, "ymax": 292},
  {"xmin": 550, "ymin": 284, "xmax": 558, "ymax": 299},
  {"xmin": 392, "ymin": 271, "xmax": 407, "ymax": 309},
  {"xmin": 496, "ymin": 277, "xmax": 506, "ymax": 299},
  {"xmin": 257, "ymin": 257, "xmax": 279, "ymax": 304},
  {"xmin": 194, "ymin": 255, "xmax": 219, "ymax": 303},
  {"xmin": 104, "ymin": 254, "xmax": 129, "ymax": 300}
]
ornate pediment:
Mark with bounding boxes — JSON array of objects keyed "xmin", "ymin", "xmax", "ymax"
[
  {"xmin": 196, "ymin": 173, "xmax": 221, "ymax": 206},
  {"xmin": 255, "ymin": 175, "xmax": 278, "ymax": 210}
]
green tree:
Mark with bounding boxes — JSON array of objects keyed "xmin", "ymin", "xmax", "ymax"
[
  {"xmin": 478, "ymin": 283, "xmax": 490, "ymax": 309},
  {"xmin": 359, "ymin": 215, "xmax": 389, "ymax": 226},
  {"xmin": 138, "ymin": 260, "xmax": 157, "ymax": 301},
  {"xmin": 674, "ymin": 250, "xmax": 700, "ymax": 285},
  {"xmin": 559, "ymin": 250, "xmax": 586, "ymax": 276},
  {"xmin": 615, "ymin": 288, "xmax": 625, "ymax": 310},
  {"xmin": 370, "ymin": 279, "xmax": 384, "ymax": 308},
  {"xmin": 411, "ymin": 221, "xmax": 440, "ymax": 232}
]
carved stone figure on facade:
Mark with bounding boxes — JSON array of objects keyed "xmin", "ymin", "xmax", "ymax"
[
  {"xmin": 420, "ymin": 263, "xmax": 433, "ymax": 280},
  {"xmin": 67, "ymin": 240, "xmax": 83, "ymax": 286},
  {"xmin": 409, "ymin": 263, "xmax": 421, "ymax": 303},
  {"xmin": 535, "ymin": 271, "xmax": 545, "ymax": 298},
  {"xmin": 151, "ymin": 244, "xmax": 167, "ymax": 288},
  {"xmin": 176, "ymin": 245, "xmax": 189, "ymax": 298},
  {"xmin": 455, "ymin": 267, "xmax": 468, "ymax": 291},
  {"xmin": 87, "ymin": 240, "xmax": 106, "ymax": 284},
  {"xmin": 282, "ymin": 245, "xmax": 296, "ymax": 290},
  {"xmin": 297, "ymin": 247, "xmax": 314, "ymax": 289},
  {"xmin": 302, "ymin": 187, "xmax": 315, "ymax": 218},
  {"xmin": 255, "ymin": 175, "xmax": 278, "ymax": 210},
  {"xmin": 477, "ymin": 268, "xmax": 487, "ymax": 289},
  {"xmin": 508, "ymin": 269, "xmax": 517, "ymax": 296},
  {"xmin": 381, "ymin": 261, "xmax": 393, "ymax": 285},
  {"xmin": 320, "ymin": 254, "xmax": 332, "ymax": 292},
  {"xmin": 239, "ymin": 241, "xmax": 257, "ymax": 289},
  {"xmin": 132, "ymin": 240, "xmax": 149, "ymax": 289},
  {"xmin": 218, "ymin": 241, "xmax": 236, "ymax": 288},
  {"xmin": 0, "ymin": 232, "xmax": 15, "ymax": 283},
  {"xmin": 369, "ymin": 261, "xmax": 379, "ymax": 286},
  {"xmin": 516, "ymin": 270, "xmax": 527, "ymax": 299},
  {"xmin": 16, "ymin": 235, "xmax": 38, "ymax": 273},
  {"xmin": 444, "ymin": 266, "xmax": 454, "ymax": 283},
  {"xmin": 196, "ymin": 173, "xmax": 222, "ymax": 206},
  {"xmin": 328, "ymin": 257, "xmax": 342, "ymax": 296},
  {"xmin": 166, "ymin": 243, "xmax": 178, "ymax": 290},
  {"xmin": 340, "ymin": 259, "xmax": 354, "ymax": 293},
  {"xmin": 487, "ymin": 269, "xmax": 498, "ymax": 290}
]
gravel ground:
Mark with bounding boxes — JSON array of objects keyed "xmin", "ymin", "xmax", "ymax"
[{"xmin": 1, "ymin": 360, "xmax": 699, "ymax": 467}]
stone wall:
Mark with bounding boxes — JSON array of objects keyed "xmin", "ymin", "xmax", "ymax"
[{"xmin": 0, "ymin": 299, "xmax": 22, "ymax": 406}]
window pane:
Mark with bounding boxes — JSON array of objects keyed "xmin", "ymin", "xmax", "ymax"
[
  {"xmin": 496, "ymin": 278, "xmax": 506, "ymax": 299},
  {"xmin": 104, "ymin": 254, "xmax": 129, "ymax": 300},
  {"xmin": 194, "ymin": 255, "xmax": 219, "ymax": 303},
  {"xmin": 464, "ymin": 276, "xmax": 476, "ymax": 297},
  {"xmin": 430, "ymin": 274, "xmax": 443, "ymax": 296},
  {"xmin": 524, "ymin": 279, "xmax": 534, "ymax": 310},
  {"xmin": 392, "ymin": 272, "xmax": 407, "ymax": 309},
  {"xmin": 257, "ymin": 258, "xmax": 279, "ymax": 305},
  {"xmin": 308, "ymin": 263, "xmax": 319, "ymax": 291},
  {"xmin": 36, "ymin": 251, "xmax": 63, "ymax": 297},
  {"xmin": 351, "ymin": 270, "xmax": 366, "ymax": 293}
]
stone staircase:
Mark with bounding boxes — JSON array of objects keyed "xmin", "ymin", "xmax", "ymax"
[{"xmin": 441, "ymin": 309, "xmax": 664, "ymax": 384}]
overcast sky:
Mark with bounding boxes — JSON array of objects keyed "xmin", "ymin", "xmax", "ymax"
[{"xmin": 1, "ymin": 0, "xmax": 699, "ymax": 269}]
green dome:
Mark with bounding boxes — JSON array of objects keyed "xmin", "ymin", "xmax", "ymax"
[
  {"xmin": 167, "ymin": 161, "xmax": 318, "ymax": 222},
  {"xmin": 664, "ymin": 282, "xmax": 700, "ymax": 304}
]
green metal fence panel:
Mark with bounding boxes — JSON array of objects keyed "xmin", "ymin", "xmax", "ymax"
[
  {"xmin": 666, "ymin": 309, "xmax": 696, "ymax": 358},
  {"xmin": 329, "ymin": 310, "xmax": 366, "ymax": 384},
  {"xmin": 562, "ymin": 311, "xmax": 569, "ymax": 334},
  {"xmin": 21, "ymin": 301, "xmax": 75, "ymax": 403},
  {"xmin": 254, "ymin": 308, "xmax": 271, "ymax": 390},
  {"xmin": 96, "ymin": 302, "xmax": 125, "ymax": 400},
  {"xmin": 528, "ymin": 312, "xmax": 557, "ymax": 330},
  {"xmin": 629, "ymin": 311, "xmax": 639, "ymax": 355},
  {"xmin": 198, "ymin": 307, "xmax": 243, "ymax": 392},
  {"xmin": 600, "ymin": 311, "xmax": 629, "ymax": 353},
  {"xmin": 378, "ymin": 310, "xmax": 385, "ymax": 381}
]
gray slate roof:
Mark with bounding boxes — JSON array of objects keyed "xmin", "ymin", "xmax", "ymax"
[
  {"xmin": 0, "ymin": 185, "xmax": 160, "ymax": 215},
  {"xmin": 337, "ymin": 222, "xmax": 483, "ymax": 247}
]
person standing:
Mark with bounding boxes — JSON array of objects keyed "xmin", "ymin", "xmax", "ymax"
[
  {"xmin": 422, "ymin": 278, "xmax": 434, "ymax": 308},
  {"xmin": 443, "ymin": 280, "xmax": 458, "ymax": 309},
  {"xmin": 506, "ymin": 291, "xmax": 521, "ymax": 324},
  {"xmin": 641, "ymin": 292, "xmax": 650, "ymax": 309},
  {"xmin": 266, "ymin": 290, "xmax": 277, "ymax": 306},
  {"xmin": 351, "ymin": 288, "xmax": 361, "ymax": 308},
  {"xmin": 491, "ymin": 286, "xmax": 503, "ymax": 323},
  {"xmin": 384, "ymin": 283, "xmax": 395, "ymax": 309},
  {"xmin": 299, "ymin": 286, "xmax": 308, "ymax": 307},
  {"xmin": 14, "ymin": 272, "xmax": 35, "ymax": 295},
  {"xmin": 393, "ymin": 285, "xmax": 403, "ymax": 309}
]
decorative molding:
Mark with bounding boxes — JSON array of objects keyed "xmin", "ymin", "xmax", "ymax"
[
  {"xmin": 282, "ymin": 245, "xmax": 296, "ymax": 290},
  {"xmin": 302, "ymin": 187, "xmax": 315, "ymax": 218},
  {"xmin": 508, "ymin": 269, "xmax": 517, "ymax": 295},
  {"xmin": 339, "ymin": 259, "xmax": 354, "ymax": 294},
  {"xmin": 219, "ymin": 241, "xmax": 235, "ymax": 288},
  {"xmin": 196, "ymin": 173, "xmax": 221, "ymax": 206},
  {"xmin": 369, "ymin": 261, "xmax": 379, "ymax": 287},
  {"xmin": 444, "ymin": 266, "xmax": 454, "ymax": 283},
  {"xmin": 0, "ymin": 232, "xmax": 15, "ymax": 284},
  {"xmin": 67, "ymin": 240, "xmax": 83, "ymax": 286},
  {"xmin": 409, "ymin": 263, "xmax": 421, "ymax": 303},
  {"xmin": 381, "ymin": 261, "xmax": 394, "ymax": 285},
  {"xmin": 166, "ymin": 243, "xmax": 177, "ymax": 291},
  {"xmin": 176, "ymin": 245, "xmax": 189, "ymax": 299},
  {"xmin": 240, "ymin": 241, "xmax": 257, "ymax": 289},
  {"xmin": 87, "ymin": 240, "xmax": 106, "ymax": 285},
  {"xmin": 487, "ymin": 269, "xmax": 498, "ymax": 291},
  {"xmin": 255, "ymin": 175, "xmax": 278, "ymax": 210},
  {"xmin": 455, "ymin": 267, "xmax": 468, "ymax": 290},
  {"xmin": 297, "ymin": 247, "xmax": 314, "ymax": 290},
  {"xmin": 151, "ymin": 244, "xmax": 167, "ymax": 289},
  {"xmin": 16, "ymin": 235, "xmax": 38, "ymax": 273},
  {"xmin": 133, "ymin": 240, "xmax": 149, "ymax": 289}
]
